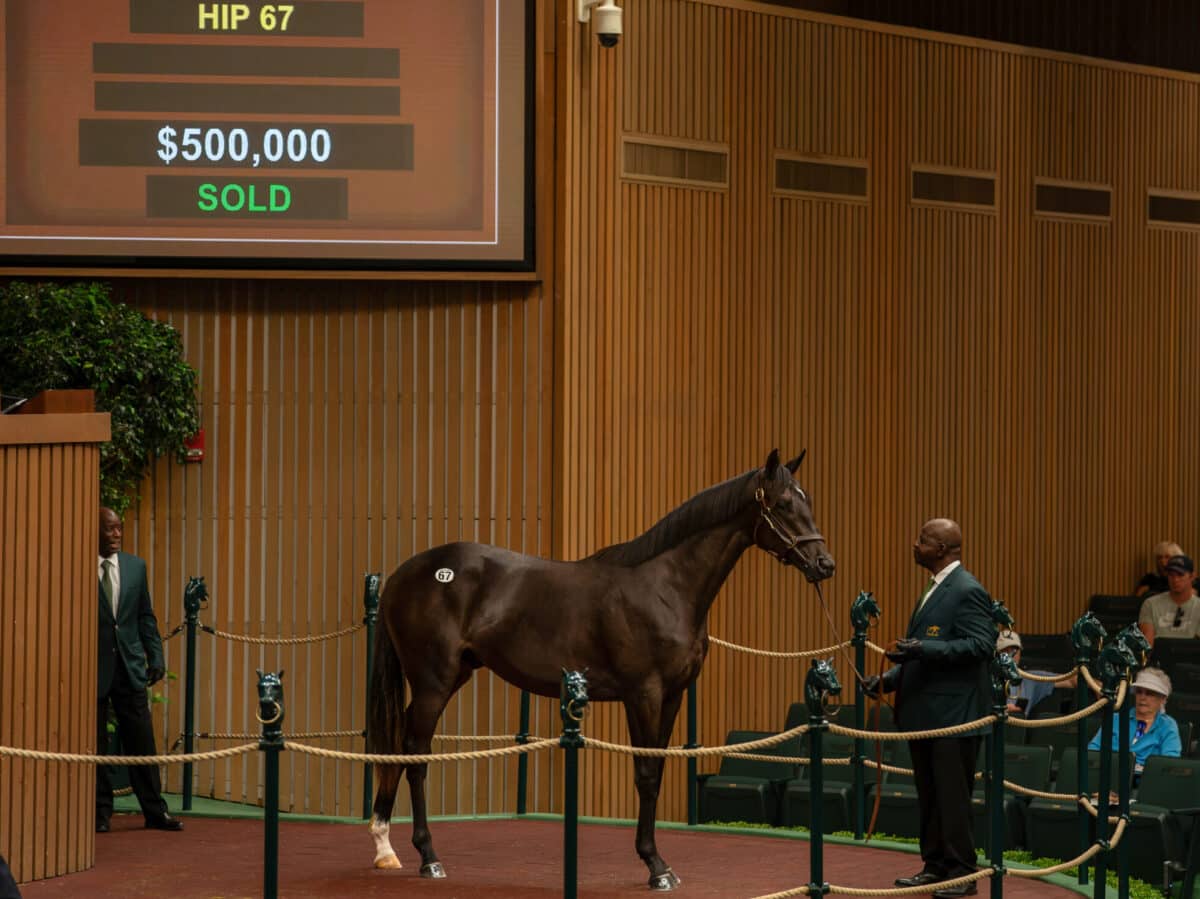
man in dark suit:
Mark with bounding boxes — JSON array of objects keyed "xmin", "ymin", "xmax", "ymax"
[
  {"xmin": 865, "ymin": 518, "xmax": 995, "ymax": 898},
  {"xmin": 96, "ymin": 506, "xmax": 183, "ymax": 833}
]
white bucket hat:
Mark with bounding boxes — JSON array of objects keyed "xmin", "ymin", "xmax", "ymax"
[{"xmin": 1133, "ymin": 667, "xmax": 1172, "ymax": 698}]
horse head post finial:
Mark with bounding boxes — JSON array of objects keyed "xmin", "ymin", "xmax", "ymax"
[
  {"xmin": 1113, "ymin": 624, "xmax": 1150, "ymax": 671},
  {"xmin": 990, "ymin": 651, "xmax": 1021, "ymax": 712},
  {"xmin": 256, "ymin": 669, "xmax": 286, "ymax": 743},
  {"xmin": 184, "ymin": 576, "xmax": 208, "ymax": 616},
  {"xmin": 1095, "ymin": 642, "xmax": 1136, "ymax": 699},
  {"xmin": 850, "ymin": 591, "xmax": 880, "ymax": 644},
  {"xmin": 1070, "ymin": 612, "xmax": 1107, "ymax": 665},
  {"xmin": 363, "ymin": 572, "xmax": 382, "ymax": 625},
  {"xmin": 804, "ymin": 658, "xmax": 842, "ymax": 722},
  {"xmin": 559, "ymin": 669, "xmax": 589, "ymax": 748},
  {"xmin": 989, "ymin": 598, "xmax": 1015, "ymax": 631}
]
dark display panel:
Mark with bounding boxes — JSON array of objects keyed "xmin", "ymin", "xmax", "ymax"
[{"xmin": 0, "ymin": 0, "xmax": 532, "ymax": 270}]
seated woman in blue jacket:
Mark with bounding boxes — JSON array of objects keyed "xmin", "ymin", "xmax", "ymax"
[{"xmin": 1088, "ymin": 666, "xmax": 1182, "ymax": 780}]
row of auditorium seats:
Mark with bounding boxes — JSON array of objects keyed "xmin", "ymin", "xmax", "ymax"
[{"xmin": 698, "ymin": 700, "xmax": 1200, "ymax": 889}]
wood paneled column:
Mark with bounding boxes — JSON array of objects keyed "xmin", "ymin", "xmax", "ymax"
[{"xmin": 0, "ymin": 392, "xmax": 110, "ymax": 884}]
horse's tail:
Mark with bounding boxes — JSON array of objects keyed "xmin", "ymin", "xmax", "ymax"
[{"xmin": 367, "ymin": 615, "xmax": 405, "ymax": 756}]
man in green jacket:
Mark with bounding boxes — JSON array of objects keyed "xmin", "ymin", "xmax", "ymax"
[
  {"xmin": 96, "ymin": 506, "xmax": 182, "ymax": 833},
  {"xmin": 866, "ymin": 518, "xmax": 996, "ymax": 898}
]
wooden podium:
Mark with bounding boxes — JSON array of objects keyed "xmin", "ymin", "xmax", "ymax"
[{"xmin": 0, "ymin": 390, "xmax": 110, "ymax": 884}]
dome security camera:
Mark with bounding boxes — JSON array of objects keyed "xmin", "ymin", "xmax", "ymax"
[{"xmin": 577, "ymin": 0, "xmax": 622, "ymax": 49}]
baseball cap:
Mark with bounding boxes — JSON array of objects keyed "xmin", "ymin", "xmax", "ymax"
[
  {"xmin": 1133, "ymin": 667, "xmax": 1172, "ymax": 698},
  {"xmin": 1164, "ymin": 554, "xmax": 1195, "ymax": 575},
  {"xmin": 996, "ymin": 631, "xmax": 1022, "ymax": 653}
]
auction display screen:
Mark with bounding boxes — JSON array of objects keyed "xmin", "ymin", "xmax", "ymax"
[{"xmin": 0, "ymin": 0, "xmax": 533, "ymax": 270}]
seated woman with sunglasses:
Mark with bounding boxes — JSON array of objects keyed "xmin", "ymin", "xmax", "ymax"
[
  {"xmin": 1137, "ymin": 554, "xmax": 1200, "ymax": 646},
  {"xmin": 1088, "ymin": 667, "xmax": 1181, "ymax": 782}
]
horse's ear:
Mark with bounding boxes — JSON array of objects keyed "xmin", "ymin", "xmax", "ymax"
[
  {"xmin": 256, "ymin": 668, "xmax": 264, "ymax": 679},
  {"xmin": 763, "ymin": 449, "xmax": 780, "ymax": 477},
  {"xmin": 279, "ymin": 669, "xmax": 285, "ymax": 681},
  {"xmin": 785, "ymin": 450, "xmax": 807, "ymax": 474}
]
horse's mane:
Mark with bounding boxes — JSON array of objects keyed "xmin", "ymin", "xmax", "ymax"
[{"xmin": 584, "ymin": 467, "xmax": 764, "ymax": 567}]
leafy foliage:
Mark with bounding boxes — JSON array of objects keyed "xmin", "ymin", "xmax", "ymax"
[{"xmin": 0, "ymin": 281, "xmax": 199, "ymax": 514}]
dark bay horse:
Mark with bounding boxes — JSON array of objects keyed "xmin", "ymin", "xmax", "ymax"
[{"xmin": 367, "ymin": 449, "xmax": 835, "ymax": 889}]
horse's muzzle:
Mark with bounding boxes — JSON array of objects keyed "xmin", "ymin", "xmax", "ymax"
[{"xmin": 800, "ymin": 550, "xmax": 835, "ymax": 582}]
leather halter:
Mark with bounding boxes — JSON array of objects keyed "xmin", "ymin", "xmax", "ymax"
[{"xmin": 753, "ymin": 483, "xmax": 825, "ymax": 564}]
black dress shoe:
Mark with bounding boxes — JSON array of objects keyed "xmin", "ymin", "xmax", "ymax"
[
  {"xmin": 932, "ymin": 884, "xmax": 978, "ymax": 898},
  {"xmin": 95, "ymin": 820, "xmax": 110, "ymax": 833},
  {"xmin": 144, "ymin": 814, "xmax": 183, "ymax": 831},
  {"xmin": 894, "ymin": 872, "xmax": 944, "ymax": 887}
]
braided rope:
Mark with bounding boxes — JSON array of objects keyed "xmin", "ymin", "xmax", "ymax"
[
  {"xmin": 861, "ymin": 759, "xmax": 912, "ymax": 776},
  {"xmin": 1015, "ymin": 665, "xmax": 1080, "ymax": 684},
  {"xmin": 1008, "ymin": 818, "xmax": 1127, "ymax": 877},
  {"xmin": 432, "ymin": 734, "xmax": 549, "ymax": 743},
  {"xmin": 753, "ymin": 868, "xmax": 996, "ymax": 898},
  {"xmin": 162, "ymin": 622, "xmax": 186, "ymax": 641},
  {"xmin": 1007, "ymin": 694, "xmax": 1111, "ymax": 728},
  {"xmin": 202, "ymin": 621, "xmax": 364, "ymax": 645},
  {"xmin": 198, "ymin": 729, "xmax": 364, "ymax": 741},
  {"xmin": 865, "ymin": 641, "xmax": 887, "ymax": 655},
  {"xmin": 283, "ymin": 737, "xmax": 559, "ymax": 764},
  {"xmin": 0, "ymin": 743, "xmax": 257, "ymax": 765},
  {"xmin": 583, "ymin": 724, "xmax": 810, "ymax": 759},
  {"xmin": 708, "ymin": 637, "xmax": 853, "ymax": 659},
  {"xmin": 723, "ymin": 752, "xmax": 854, "ymax": 766},
  {"xmin": 829, "ymin": 715, "xmax": 996, "ymax": 741}
]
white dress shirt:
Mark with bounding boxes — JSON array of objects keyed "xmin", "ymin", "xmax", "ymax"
[{"xmin": 99, "ymin": 553, "xmax": 121, "ymax": 614}]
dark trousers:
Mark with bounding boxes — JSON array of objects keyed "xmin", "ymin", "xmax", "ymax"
[
  {"xmin": 909, "ymin": 735, "xmax": 981, "ymax": 878},
  {"xmin": 0, "ymin": 853, "xmax": 21, "ymax": 899},
  {"xmin": 96, "ymin": 659, "xmax": 168, "ymax": 823}
]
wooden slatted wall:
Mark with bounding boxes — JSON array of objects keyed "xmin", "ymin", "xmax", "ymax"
[
  {"xmin": 558, "ymin": 0, "xmax": 1200, "ymax": 823},
  {"xmin": 0, "ymin": 422, "xmax": 106, "ymax": 883},
  {"xmin": 115, "ymin": 278, "xmax": 555, "ymax": 818}
]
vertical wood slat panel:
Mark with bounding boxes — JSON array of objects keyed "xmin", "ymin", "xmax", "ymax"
[
  {"xmin": 560, "ymin": 0, "xmax": 1200, "ymax": 823},
  {"xmin": 0, "ymin": 437, "xmax": 100, "ymax": 884},
  {"xmin": 111, "ymin": 275, "xmax": 550, "ymax": 820}
]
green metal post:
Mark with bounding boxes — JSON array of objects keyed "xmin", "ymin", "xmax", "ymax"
[
  {"xmin": 1112, "ymin": 624, "xmax": 1149, "ymax": 899},
  {"xmin": 361, "ymin": 573, "xmax": 381, "ymax": 821},
  {"xmin": 849, "ymin": 592, "xmax": 876, "ymax": 841},
  {"xmin": 516, "ymin": 690, "xmax": 531, "ymax": 815},
  {"xmin": 988, "ymin": 656, "xmax": 1011, "ymax": 899},
  {"xmin": 560, "ymin": 671, "xmax": 588, "ymax": 899},
  {"xmin": 181, "ymin": 576, "xmax": 205, "ymax": 812},
  {"xmin": 686, "ymin": 681, "xmax": 698, "ymax": 826},
  {"xmin": 1069, "ymin": 611, "xmax": 1105, "ymax": 888},
  {"xmin": 1117, "ymin": 682, "xmax": 1131, "ymax": 899},
  {"xmin": 804, "ymin": 659, "xmax": 840, "ymax": 899},
  {"xmin": 257, "ymin": 671, "xmax": 285, "ymax": 899}
]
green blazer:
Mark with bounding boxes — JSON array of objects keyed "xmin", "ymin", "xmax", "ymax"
[
  {"xmin": 98, "ymin": 552, "xmax": 165, "ymax": 696},
  {"xmin": 882, "ymin": 564, "xmax": 996, "ymax": 733}
]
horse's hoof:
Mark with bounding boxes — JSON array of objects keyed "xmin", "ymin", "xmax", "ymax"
[
  {"xmin": 420, "ymin": 861, "xmax": 447, "ymax": 879},
  {"xmin": 374, "ymin": 853, "xmax": 402, "ymax": 870},
  {"xmin": 648, "ymin": 869, "xmax": 681, "ymax": 891}
]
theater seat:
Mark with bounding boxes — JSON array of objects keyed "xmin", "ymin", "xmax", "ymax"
[{"xmin": 699, "ymin": 729, "xmax": 801, "ymax": 826}]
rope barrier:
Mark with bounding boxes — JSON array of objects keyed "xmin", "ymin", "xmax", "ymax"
[
  {"xmin": 0, "ymin": 743, "xmax": 258, "ymax": 765},
  {"xmin": 163, "ymin": 622, "xmax": 186, "ymax": 641},
  {"xmin": 284, "ymin": 737, "xmax": 559, "ymax": 764},
  {"xmin": 197, "ymin": 729, "xmax": 365, "ymax": 741},
  {"xmin": 708, "ymin": 638, "xmax": 853, "ymax": 659},
  {"xmin": 1014, "ymin": 665, "xmax": 1081, "ymax": 684},
  {"xmin": 1008, "ymin": 817, "xmax": 1127, "ymax": 876},
  {"xmin": 1007, "ymin": 694, "xmax": 1111, "ymax": 728},
  {"xmin": 752, "ymin": 868, "xmax": 996, "ymax": 898},
  {"xmin": 724, "ymin": 752, "xmax": 853, "ymax": 766},
  {"xmin": 829, "ymin": 715, "xmax": 996, "ymax": 741},
  {"xmin": 582, "ymin": 724, "xmax": 810, "ymax": 759},
  {"xmin": 200, "ymin": 621, "xmax": 365, "ymax": 645},
  {"xmin": 708, "ymin": 637, "xmax": 889, "ymax": 659}
]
